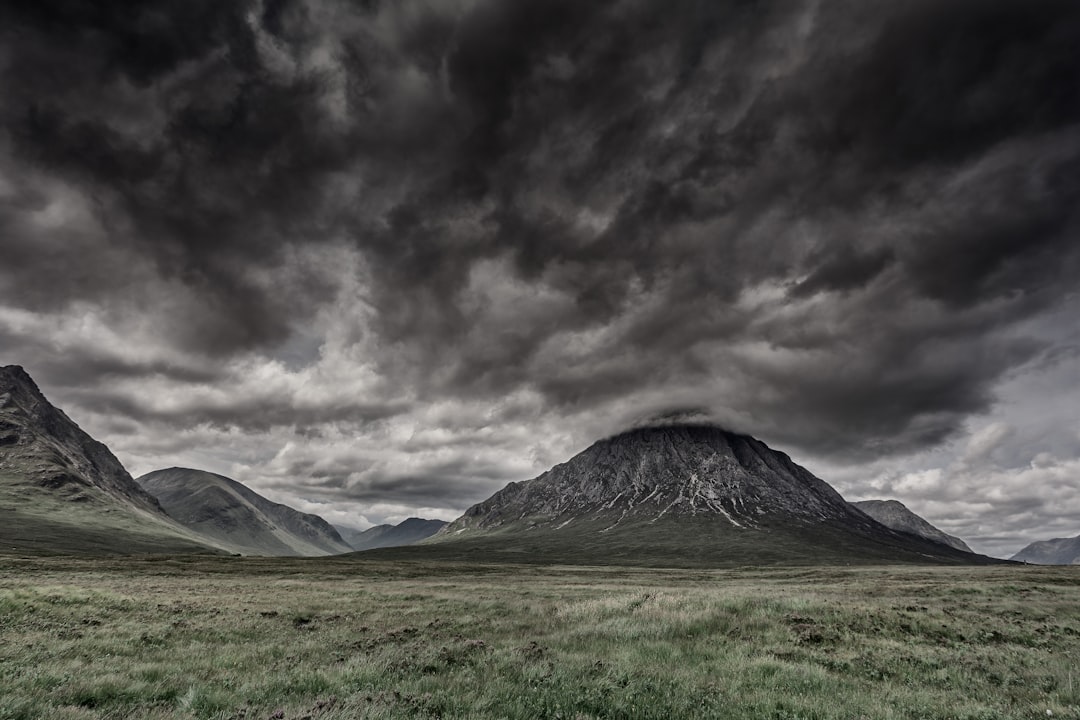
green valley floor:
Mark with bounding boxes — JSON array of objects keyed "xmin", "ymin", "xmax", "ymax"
[{"xmin": 0, "ymin": 555, "xmax": 1078, "ymax": 719}]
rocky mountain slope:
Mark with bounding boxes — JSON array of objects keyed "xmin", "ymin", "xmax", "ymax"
[
  {"xmin": 1010, "ymin": 534, "xmax": 1080, "ymax": 565},
  {"xmin": 852, "ymin": 499, "xmax": 972, "ymax": 553},
  {"xmin": 0, "ymin": 365, "xmax": 221, "ymax": 555},
  {"xmin": 336, "ymin": 517, "xmax": 448, "ymax": 551},
  {"xmin": 138, "ymin": 468, "xmax": 352, "ymax": 557},
  {"xmin": 409, "ymin": 425, "xmax": 999, "ymax": 567}
]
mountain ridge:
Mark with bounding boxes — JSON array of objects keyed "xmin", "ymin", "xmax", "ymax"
[
  {"xmin": 137, "ymin": 467, "xmax": 352, "ymax": 556},
  {"xmin": 1, "ymin": 365, "xmax": 166, "ymax": 513},
  {"xmin": 336, "ymin": 517, "xmax": 448, "ymax": 551},
  {"xmin": 0, "ymin": 365, "xmax": 222, "ymax": 555},
  {"xmin": 852, "ymin": 499, "xmax": 973, "ymax": 553},
  {"xmin": 1011, "ymin": 534, "xmax": 1080, "ymax": 565}
]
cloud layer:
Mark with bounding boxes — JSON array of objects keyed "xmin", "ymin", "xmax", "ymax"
[{"xmin": 1, "ymin": 0, "xmax": 1078, "ymax": 552}]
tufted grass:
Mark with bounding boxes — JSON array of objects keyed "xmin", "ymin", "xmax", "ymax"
[{"xmin": 0, "ymin": 555, "xmax": 1078, "ymax": 719}]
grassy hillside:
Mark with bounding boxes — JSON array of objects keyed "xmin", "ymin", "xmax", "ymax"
[
  {"xmin": 853, "ymin": 499, "xmax": 973, "ymax": 553},
  {"xmin": 138, "ymin": 468, "xmax": 352, "ymax": 557},
  {"xmin": 0, "ymin": 471, "xmax": 225, "ymax": 556},
  {"xmin": 0, "ymin": 366, "xmax": 223, "ymax": 556},
  {"xmin": 392, "ymin": 514, "xmax": 999, "ymax": 568},
  {"xmin": 1, "ymin": 554, "xmax": 1077, "ymax": 719}
]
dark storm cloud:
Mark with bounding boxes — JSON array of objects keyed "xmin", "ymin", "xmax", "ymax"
[
  {"xmin": 310, "ymin": 462, "xmax": 512, "ymax": 506},
  {"xmin": 60, "ymin": 385, "xmax": 410, "ymax": 433},
  {"xmin": 0, "ymin": 0, "xmax": 354, "ymax": 354},
  {"xmin": 814, "ymin": 0, "xmax": 1080, "ymax": 173},
  {"xmin": 790, "ymin": 246, "xmax": 896, "ymax": 298},
  {"xmin": 36, "ymin": 354, "xmax": 227, "ymax": 387},
  {"xmin": 1, "ymin": 0, "xmax": 1079, "ymax": 465},
  {"xmin": 272, "ymin": 440, "xmax": 525, "ymax": 502}
]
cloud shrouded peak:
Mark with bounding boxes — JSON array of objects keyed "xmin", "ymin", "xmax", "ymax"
[{"xmin": 1, "ymin": 0, "xmax": 1078, "ymax": 554}]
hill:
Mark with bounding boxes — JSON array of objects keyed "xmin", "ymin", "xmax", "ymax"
[
  {"xmin": 1011, "ymin": 534, "xmax": 1080, "ymax": 565},
  {"xmin": 0, "ymin": 365, "xmax": 221, "ymax": 555},
  {"xmin": 852, "ymin": 499, "xmax": 972, "ymax": 553},
  {"xmin": 137, "ymin": 467, "xmax": 352, "ymax": 556},
  {"xmin": 375, "ymin": 425, "xmax": 1002, "ymax": 567},
  {"xmin": 335, "ymin": 517, "xmax": 448, "ymax": 551}
]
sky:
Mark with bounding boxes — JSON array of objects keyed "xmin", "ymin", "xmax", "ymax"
[{"xmin": 1, "ymin": 0, "xmax": 1078, "ymax": 558}]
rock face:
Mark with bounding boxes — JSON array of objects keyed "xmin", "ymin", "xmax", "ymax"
[
  {"xmin": 450, "ymin": 425, "xmax": 883, "ymax": 533},
  {"xmin": 1011, "ymin": 534, "xmax": 1080, "ymax": 565},
  {"xmin": 1, "ymin": 365, "xmax": 165, "ymax": 512},
  {"xmin": 0, "ymin": 365, "xmax": 220, "ymax": 555},
  {"xmin": 429, "ymin": 425, "xmax": 996, "ymax": 566},
  {"xmin": 138, "ymin": 468, "xmax": 353, "ymax": 557},
  {"xmin": 336, "ymin": 518, "xmax": 448, "ymax": 551},
  {"xmin": 852, "ymin": 499, "xmax": 973, "ymax": 553}
]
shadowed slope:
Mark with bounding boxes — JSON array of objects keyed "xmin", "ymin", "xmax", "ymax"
[
  {"xmin": 0, "ymin": 365, "xmax": 222, "ymax": 555},
  {"xmin": 138, "ymin": 467, "xmax": 352, "ymax": 556},
  {"xmin": 853, "ymin": 499, "xmax": 973, "ymax": 553},
  {"xmin": 335, "ymin": 518, "xmax": 448, "ymax": 551},
  {"xmin": 1011, "ymin": 534, "xmax": 1080, "ymax": 565}
]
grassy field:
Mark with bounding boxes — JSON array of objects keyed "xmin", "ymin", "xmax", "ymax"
[{"xmin": 1, "ymin": 555, "xmax": 1078, "ymax": 720}]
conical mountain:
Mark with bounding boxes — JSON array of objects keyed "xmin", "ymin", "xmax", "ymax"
[
  {"xmin": 138, "ymin": 467, "xmax": 352, "ymax": 557},
  {"xmin": 852, "ymin": 499, "xmax": 972, "ymax": 553},
  {"xmin": 414, "ymin": 425, "xmax": 999, "ymax": 567},
  {"xmin": 0, "ymin": 365, "xmax": 221, "ymax": 555}
]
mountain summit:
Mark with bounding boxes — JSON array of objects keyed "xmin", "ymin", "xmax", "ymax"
[
  {"xmin": 0, "ymin": 365, "xmax": 219, "ymax": 554},
  {"xmin": 0, "ymin": 365, "xmax": 163, "ymax": 513},
  {"xmin": 422, "ymin": 425, "xmax": 997, "ymax": 566},
  {"xmin": 451, "ymin": 425, "xmax": 865, "ymax": 533}
]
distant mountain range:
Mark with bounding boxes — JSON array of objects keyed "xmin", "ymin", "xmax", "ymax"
[
  {"xmin": 401, "ymin": 425, "xmax": 999, "ymax": 567},
  {"xmin": 1011, "ymin": 534, "xmax": 1080, "ymax": 565},
  {"xmin": 138, "ymin": 468, "xmax": 352, "ymax": 556},
  {"xmin": 0, "ymin": 365, "xmax": 222, "ymax": 555},
  {"xmin": 335, "ymin": 518, "xmax": 448, "ymax": 551},
  {"xmin": 852, "ymin": 499, "xmax": 973, "ymax": 553},
  {"xmin": 0, "ymin": 365, "xmax": 1009, "ymax": 566}
]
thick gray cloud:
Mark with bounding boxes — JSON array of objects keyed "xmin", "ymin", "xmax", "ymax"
[{"xmin": 1, "ymin": 0, "xmax": 1078, "ymax": 551}]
